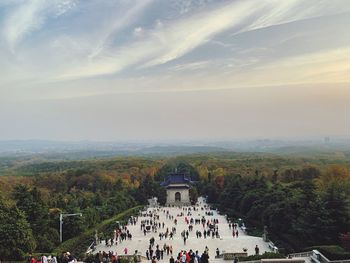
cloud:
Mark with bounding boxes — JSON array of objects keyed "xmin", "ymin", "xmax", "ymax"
[
  {"xmin": 88, "ymin": 0, "xmax": 154, "ymax": 59},
  {"xmin": 258, "ymin": 47, "xmax": 350, "ymax": 84},
  {"xmin": 1, "ymin": 0, "xmax": 350, "ymax": 88},
  {"xmin": 3, "ymin": 0, "xmax": 47, "ymax": 49},
  {"xmin": 155, "ymin": 19, "xmax": 163, "ymax": 29},
  {"xmin": 133, "ymin": 27, "xmax": 144, "ymax": 37},
  {"xmin": 170, "ymin": 61, "xmax": 210, "ymax": 71},
  {"xmin": 55, "ymin": 0, "xmax": 78, "ymax": 17},
  {"xmin": 2, "ymin": 0, "xmax": 77, "ymax": 50},
  {"xmin": 59, "ymin": 0, "xmax": 350, "ymax": 80}
]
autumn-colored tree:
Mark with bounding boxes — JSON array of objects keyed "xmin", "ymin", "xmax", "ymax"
[{"xmin": 316, "ymin": 165, "xmax": 350, "ymax": 194}]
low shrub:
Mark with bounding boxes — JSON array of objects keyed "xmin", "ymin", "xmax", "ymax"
[{"xmin": 239, "ymin": 252, "xmax": 285, "ymax": 261}]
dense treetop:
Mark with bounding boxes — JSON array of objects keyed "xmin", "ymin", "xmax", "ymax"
[{"xmin": 0, "ymin": 151, "xmax": 349, "ymax": 260}]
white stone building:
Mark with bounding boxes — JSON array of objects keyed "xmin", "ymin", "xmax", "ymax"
[{"xmin": 161, "ymin": 172, "xmax": 191, "ymax": 206}]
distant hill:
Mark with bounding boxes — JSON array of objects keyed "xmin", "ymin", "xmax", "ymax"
[{"xmin": 1, "ymin": 139, "xmax": 350, "ymax": 160}]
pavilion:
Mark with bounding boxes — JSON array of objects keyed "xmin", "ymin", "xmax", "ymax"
[{"xmin": 161, "ymin": 171, "xmax": 192, "ymax": 206}]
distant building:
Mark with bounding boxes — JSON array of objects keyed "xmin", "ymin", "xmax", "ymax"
[{"xmin": 161, "ymin": 171, "xmax": 191, "ymax": 206}]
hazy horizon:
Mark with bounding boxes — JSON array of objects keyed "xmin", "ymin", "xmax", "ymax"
[{"xmin": 1, "ymin": 0, "xmax": 350, "ymax": 141}]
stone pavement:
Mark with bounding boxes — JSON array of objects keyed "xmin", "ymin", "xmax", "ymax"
[{"xmin": 94, "ymin": 197, "xmax": 272, "ymax": 261}]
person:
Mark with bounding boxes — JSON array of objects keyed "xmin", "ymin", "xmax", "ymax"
[
  {"xmin": 146, "ymin": 250, "xmax": 150, "ymax": 260},
  {"xmin": 124, "ymin": 248, "xmax": 128, "ymax": 255},
  {"xmin": 255, "ymin": 245, "xmax": 259, "ymax": 255},
  {"xmin": 170, "ymin": 256, "xmax": 175, "ymax": 263},
  {"xmin": 186, "ymin": 251, "xmax": 190, "ymax": 263},
  {"xmin": 41, "ymin": 255, "xmax": 48, "ymax": 263},
  {"xmin": 181, "ymin": 252, "xmax": 186, "ymax": 263},
  {"xmin": 27, "ymin": 253, "xmax": 33, "ymax": 263},
  {"xmin": 216, "ymin": 248, "xmax": 220, "ymax": 257},
  {"xmin": 201, "ymin": 251, "xmax": 209, "ymax": 263},
  {"xmin": 66, "ymin": 252, "xmax": 74, "ymax": 263},
  {"xmin": 94, "ymin": 252, "xmax": 100, "ymax": 263},
  {"xmin": 234, "ymin": 256, "xmax": 239, "ymax": 263},
  {"xmin": 190, "ymin": 252, "xmax": 195, "ymax": 263},
  {"xmin": 133, "ymin": 251, "xmax": 138, "ymax": 263},
  {"xmin": 152, "ymin": 256, "xmax": 157, "ymax": 263},
  {"xmin": 195, "ymin": 251, "xmax": 200, "ymax": 263}
]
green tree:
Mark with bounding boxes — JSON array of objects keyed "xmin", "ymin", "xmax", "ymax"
[
  {"xmin": 0, "ymin": 195, "xmax": 36, "ymax": 260},
  {"xmin": 12, "ymin": 185, "xmax": 59, "ymax": 252},
  {"xmin": 189, "ymin": 186, "xmax": 199, "ymax": 204},
  {"xmin": 321, "ymin": 185, "xmax": 350, "ymax": 243}
]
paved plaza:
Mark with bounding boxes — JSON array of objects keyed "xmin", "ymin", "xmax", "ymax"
[{"xmin": 94, "ymin": 197, "xmax": 272, "ymax": 261}]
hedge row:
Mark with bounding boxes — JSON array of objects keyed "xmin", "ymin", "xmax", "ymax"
[{"xmin": 239, "ymin": 252, "xmax": 286, "ymax": 262}]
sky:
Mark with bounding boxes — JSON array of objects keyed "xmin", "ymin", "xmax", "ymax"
[{"xmin": 0, "ymin": 0, "xmax": 350, "ymax": 141}]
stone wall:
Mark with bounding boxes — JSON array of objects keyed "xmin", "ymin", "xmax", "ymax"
[{"xmin": 166, "ymin": 188, "xmax": 190, "ymax": 205}]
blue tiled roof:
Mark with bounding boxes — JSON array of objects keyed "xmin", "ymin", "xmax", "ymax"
[{"xmin": 160, "ymin": 172, "xmax": 192, "ymax": 187}]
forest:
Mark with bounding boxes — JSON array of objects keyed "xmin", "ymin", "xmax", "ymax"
[{"xmin": 0, "ymin": 151, "xmax": 350, "ymax": 260}]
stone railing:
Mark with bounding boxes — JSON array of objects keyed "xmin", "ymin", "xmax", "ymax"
[
  {"xmin": 288, "ymin": 252, "xmax": 313, "ymax": 258},
  {"xmin": 86, "ymin": 241, "xmax": 96, "ymax": 254},
  {"xmin": 242, "ymin": 259, "xmax": 305, "ymax": 263},
  {"xmin": 268, "ymin": 241, "xmax": 279, "ymax": 253},
  {"xmin": 222, "ymin": 252, "xmax": 248, "ymax": 260},
  {"xmin": 289, "ymin": 250, "xmax": 350, "ymax": 263}
]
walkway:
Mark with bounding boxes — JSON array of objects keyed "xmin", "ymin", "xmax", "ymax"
[{"xmin": 94, "ymin": 197, "xmax": 271, "ymax": 261}]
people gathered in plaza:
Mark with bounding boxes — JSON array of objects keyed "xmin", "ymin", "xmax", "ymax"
[
  {"xmin": 90, "ymin": 199, "xmax": 251, "ymax": 263},
  {"xmin": 27, "ymin": 252, "xmax": 74, "ymax": 263}
]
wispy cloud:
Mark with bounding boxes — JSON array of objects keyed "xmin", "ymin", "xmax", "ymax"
[
  {"xmin": 170, "ymin": 61, "xmax": 211, "ymax": 71},
  {"xmin": 88, "ymin": 0, "xmax": 154, "ymax": 59},
  {"xmin": 58, "ymin": 0, "xmax": 350, "ymax": 80},
  {"xmin": 258, "ymin": 47, "xmax": 350, "ymax": 84},
  {"xmin": 1, "ymin": 0, "xmax": 350, "ymax": 141},
  {"xmin": 1, "ymin": 0, "xmax": 350, "ymax": 90},
  {"xmin": 3, "ymin": 0, "xmax": 47, "ymax": 49},
  {"xmin": 2, "ymin": 0, "xmax": 77, "ymax": 50}
]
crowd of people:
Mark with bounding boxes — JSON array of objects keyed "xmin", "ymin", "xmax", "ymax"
[
  {"xmin": 93, "ymin": 251, "xmax": 122, "ymax": 263},
  {"xmin": 160, "ymin": 249, "xmax": 209, "ymax": 263},
  {"xmin": 27, "ymin": 252, "xmax": 74, "ymax": 263},
  {"xmin": 95, "ymin": 223, "xmax": 135, "ymax": 249},
  {"xmin": 90, "ymin": 199, "xmax": 264, "ymax": 263}
]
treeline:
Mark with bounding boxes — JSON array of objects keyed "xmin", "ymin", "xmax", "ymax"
[
  {"xmin": 0, "ymin": 159, "xmax": 164, "ymax": 261},
  {"xmin": 0, "ymin": 157, "xmax": 164, "ymax": 176},
  {"xmin": 197, "ymin": 165, "xmax": 350, "ymax": 253},
  {"xmin": 1, "ymin": 154, "xmax": 350, "ymax": 260}
]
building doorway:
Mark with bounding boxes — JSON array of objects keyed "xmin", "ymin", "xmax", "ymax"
[{"xmin": 175, "ymin": 192, "xmax": 181, "ymax": 202}]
